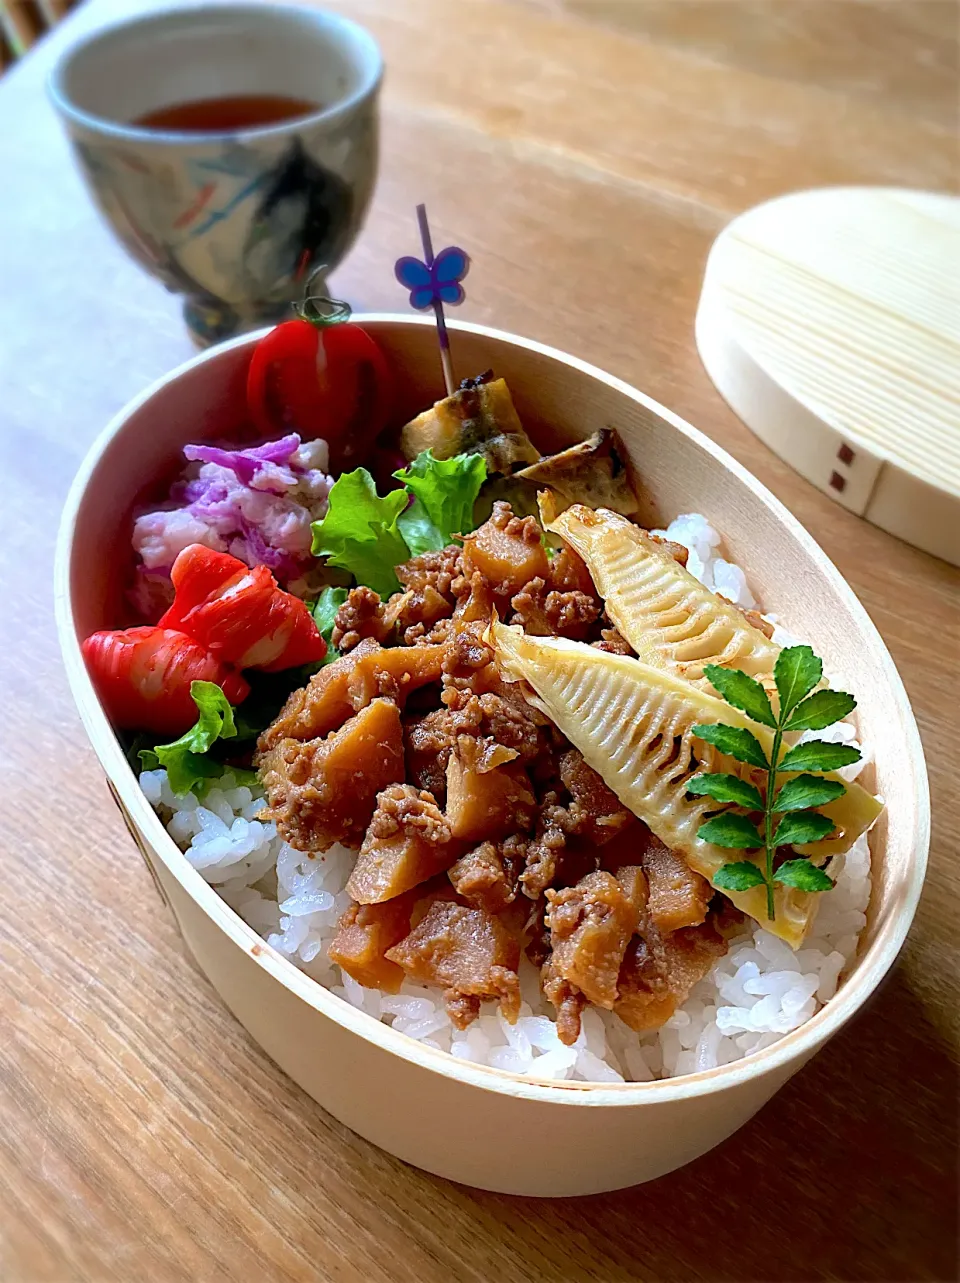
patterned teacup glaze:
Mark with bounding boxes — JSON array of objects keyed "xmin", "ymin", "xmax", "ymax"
[{"xmin": 50, "ymin": 4, "xmax": 382, "ymax": 345}]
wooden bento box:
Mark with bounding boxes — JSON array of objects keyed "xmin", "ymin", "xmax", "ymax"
[{"xmin": 55, "ymin": 316, "xmax": 929, "ymax": 1196}]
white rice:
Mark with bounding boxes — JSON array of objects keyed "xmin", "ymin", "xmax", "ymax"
[{"xmin": 139, "ymin": 512, "xmax": 874, "ymax": 1083}]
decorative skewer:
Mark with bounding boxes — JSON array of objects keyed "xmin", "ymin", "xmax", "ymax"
[{"xmin": 395, "ymin": 204, "xmax": 470, "ymax": 397}]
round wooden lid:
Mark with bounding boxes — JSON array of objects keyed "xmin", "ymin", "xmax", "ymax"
[{"xmin": 695, "ymin": 187, "xmax": 960, "ymax": 566}]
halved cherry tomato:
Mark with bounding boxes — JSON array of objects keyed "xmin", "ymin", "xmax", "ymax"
[
  {"xmin": 159, "ymin": 544, "xmax": 326, "ymax": 672},
  {"xmin": 82, "ymin": 627, "xmax": 250, "ymax": 735},
  {"xmin": 246, "ymin": 318, "xmax": 392, "ymax": 470}
]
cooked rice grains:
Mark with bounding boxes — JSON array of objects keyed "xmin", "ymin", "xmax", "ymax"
[{"xmin": 139, "ymin": 514, "xmax": 873, "ymax": 1083}]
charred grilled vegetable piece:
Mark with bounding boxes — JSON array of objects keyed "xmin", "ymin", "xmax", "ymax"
[
  {"xmin": 546, "ymin": 504, "xmax": 781, "ymax": 692},
  {"xmin": 400, "ymin": 374, "xmax": 540, "ymax": 475},
  {"xmin": 492, "ymin": 624, "xmax": 882, "ymax": 947},
  {"xmin": 515, "ymin": 429, "xmax": 639, "ymax": 516}
]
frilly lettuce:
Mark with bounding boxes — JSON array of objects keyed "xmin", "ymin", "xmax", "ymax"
[
  {"xmin": 310, "ymin": 470, "xmax": 409, "ymax": 597},
  {"xmin": 310, "ymin": 450, "xmax": 488, "ymax": 593},
  {"xmin": 312, "ymin": 586, "xmax": 349, "ymax": 666},
  {"xmin": 139, "ymin": 680, "xmax": 254, "ymax": 796},
  {"xmin": 394, "ymin": 450, "xmax": 487, "ymax": 556}
]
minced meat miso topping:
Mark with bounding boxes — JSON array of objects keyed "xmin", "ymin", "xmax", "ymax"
[{"xmin": 255, "ymin": 500, "xmax": 740, "ymax": 1044}]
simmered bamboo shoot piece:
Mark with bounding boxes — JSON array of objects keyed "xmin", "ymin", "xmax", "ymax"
[
  {"xmin": 546, "ymin": 504, "xmax": 781, "ymax": 691},
  {"xmin": 492, "ymin": 624, "xmax": 882, "ymax": 947}
]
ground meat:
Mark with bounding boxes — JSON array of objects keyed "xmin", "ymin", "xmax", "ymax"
[
  {"xmin": 544, "ymin": 866, "xmax": 646, "ymax": 1022},
  {"xmin": 501, "ymin": 833, "xmax": 529, "ymax": 889},
  {"xmin": 719, "ymin": 598, "xmax": 775, "ymax": 640},
  {"xmin": 541, "ymin": 961, "xmax": 587, "ymax": 1047},
  {"xmin": 649, "ymin": 533, "xmax": 689, "ymax": 566},
  {"xmin": 520, "ymin": 796, "xmax": 567, "ymax": 898},
  {"xmin": 614, "ymin": 915, "xmax": 728, "ymax": 1033},
  {"xmin": 509, "ymin": 577, "xmax": 600, "ymax": 639},
  {"xmin": 440, "ymin": 625, "xmax": 496, "ymax": 689},
  {"xmin": 451, "ymin": 569, "xmax": 498, "ymax": 625},
  {"xmin": 257, "ymin": 698, "xmax": 404, "ymax": 851},
  {"xmin": 385, "ymin": 899, "xmax": 522, "ymax": 1027},
  {"xmin": 548, "ymin": 544, "xmax": 596, "ymax": 596},
  {"xmin": 331, "ymin": 586, "xmax": 391, "ymax": 651},
  {"xmin": 446, "ymin": 991, "xmax": 483, "ymax": 1028},
  {"xmin": 558, "ymin": 749, "xmax": 634, "ymax": 846},
  {"xmin": 396, "ymin": 545, "xmax": 462, "ymax": 599},
  {"xmin": 591, "ymin": 627, "xmax": 635, "ymax": 657},
  {"xmin": 384, "ymin": 584, "xmax": 455, "ymax": 646},
  {"xmin": 405, "ymin": 708, "xmax": 458, "ymax": 801},
  {"xmin": 347, "ymin": 784, "xmax": 459, "ymax": 903},
  {"xmin": 481, "ymin": 689, "xmax": 545, "ymax": 760},
  {"xmin": 448, "ymin": 837, "xmax": 525, "ymax": 914},
  {"xmin": 405, "ymin": 685, "xmax": 541, "ymax": 803},
  {"xmin": 439, "ymin": 622, "xmax": 551, "ymax": 768},
  {"xmin": 641, "ymin": 839, "xmax": 711, "ymax": 932}
]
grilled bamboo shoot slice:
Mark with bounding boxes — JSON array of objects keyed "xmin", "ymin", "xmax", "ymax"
[
  {"xmin": 547, "ymin": 504, "xmax": 780, "ymax": 691},
  {"xmin": 515, "ymin": 429, "xmax": 640, "ymax": 516},
  {"xmin": 400, "ymin": 376, "xmax": 539, "ymax": 475},
  {"xmin": 492, "ymin": 623, "xmax": 882, "ymax": 947}
]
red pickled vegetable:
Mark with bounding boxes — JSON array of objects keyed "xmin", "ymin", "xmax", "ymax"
[
  {"xmin": 82, "ymin": 627, "xmax": 250, "ymax": 735},
  {"xmin": 159, "ymin": 543, "xmax": 326, "ymax": 672},
  {"xmin": 246, "ymin": 318, "xmax": 392, "ymax": 470}
]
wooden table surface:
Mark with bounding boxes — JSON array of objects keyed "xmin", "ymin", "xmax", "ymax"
[{"xmin": 1, "ymin": 2, "xmax": 958, "ymax": 1279}]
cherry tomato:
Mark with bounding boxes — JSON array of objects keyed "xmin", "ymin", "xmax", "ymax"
[
  {"xmin": 246, "ymin": 318, "xmax": 392, "ymax": 470},
  {"xmin": 159, "ymin": 544, "xmax": 326, "ymax": 672},
  {"xmin": 82, "ymin": 627, "xmax": 250, "ymax": 735}
]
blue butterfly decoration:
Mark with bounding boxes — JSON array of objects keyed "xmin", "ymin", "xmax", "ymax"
[{"xmin": 394, "ymin": 245, "xmax": 469, "ymax": 310}]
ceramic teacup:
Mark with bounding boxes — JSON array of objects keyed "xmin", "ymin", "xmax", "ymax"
[{"xmin": 50, "ymin": 4, "xmax": 382, "ymax": 345}]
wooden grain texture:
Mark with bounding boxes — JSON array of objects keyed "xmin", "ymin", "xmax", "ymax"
[
  {"xmin": 0, "ymin": 1, "xmax": 957, "ymax": 1279},
  {"xmin": 695, "ymin": 185, "xmax": 960, "ymax": 563}
]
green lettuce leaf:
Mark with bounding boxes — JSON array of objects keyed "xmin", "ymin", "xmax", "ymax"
[
  {"xmin": 397, "ymin": 496, "xmax": 443, "ymax": 558},
  {"xmin": 312, "ymin": 586, "xmax": 349, "ymax": 666},
  {"xmin": 138, "ymin": 680, "xmax": 240, "ymax": 797},
  {"xmin": 310, "ymin": 470, "xmax": 409, "ymax": 597},
  {"xmin": 394, "ymin": 449, "xmax": 487, "ymax": 555}
]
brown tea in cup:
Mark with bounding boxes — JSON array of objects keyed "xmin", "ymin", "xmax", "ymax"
[{"xmin": 135, "ymin": 94, "xmax": 322, "ymax": 132}]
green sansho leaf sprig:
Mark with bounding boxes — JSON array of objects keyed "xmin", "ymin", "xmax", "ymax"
[{"xmin": 688, "ymin": 645, "xmax": 861, "ymax": 920}]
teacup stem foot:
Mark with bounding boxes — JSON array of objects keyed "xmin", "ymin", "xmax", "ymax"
[{"xmin": 183, "ymin": 297, "xmax": 295, "ymax": 348}]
